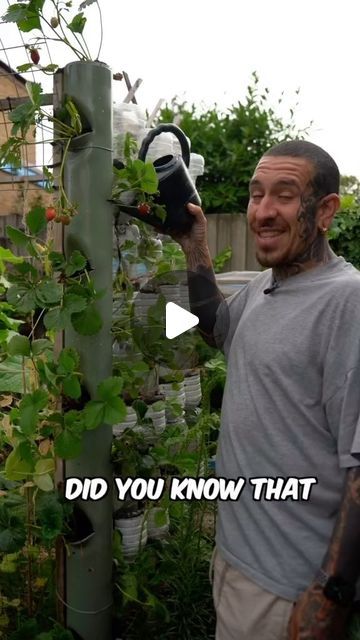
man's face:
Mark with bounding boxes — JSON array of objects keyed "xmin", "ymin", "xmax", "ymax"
[{"xmin": 247, "ymin": 155, "xmax": 320, "ymax": 268}]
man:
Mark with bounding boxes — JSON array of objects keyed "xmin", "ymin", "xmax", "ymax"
[{"xmin": 175, "ymin": 140, "xmax": 360, "ymax": 640}]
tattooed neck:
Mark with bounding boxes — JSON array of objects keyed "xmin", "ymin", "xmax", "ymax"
[
  {"xmin": 273, "ymin": 189, "xmax": 333, "ymax": 281},
  {"xmin": 273, "ymin": 237, "xmax": 332, "ymax": 281}
]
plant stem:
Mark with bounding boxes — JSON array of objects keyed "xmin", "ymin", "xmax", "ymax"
[{"xmin": 95, "ymin": 0, "xmax": 103, "ymax": 61}]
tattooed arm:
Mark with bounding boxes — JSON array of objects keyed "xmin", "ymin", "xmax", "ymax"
[
  {"xmin": 170, "ymin": 203, "xmax": 224, "ymax": 346},
  {"xmin": 288, "ymin": 466, "xmax": 360, "ymax": 640}
]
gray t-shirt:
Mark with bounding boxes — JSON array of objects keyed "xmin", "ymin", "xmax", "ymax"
[{"xmin": 215, "ymin": 254, "xmax": 360, "ymax": 601}]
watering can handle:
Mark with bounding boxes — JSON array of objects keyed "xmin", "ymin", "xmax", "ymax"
[{"xmin": 138, "ymin": 123, "xmax": 190, "ymax": 167}]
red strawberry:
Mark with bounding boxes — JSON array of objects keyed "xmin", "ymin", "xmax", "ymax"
[
  {"xmin": 45, "ymin": 207, "xmax": 56, "ymax": 222},
  {"xmin": 30, "ymin": 48, "xmax": 40, "ymax": 65},
  {"xmin": 137, "ymin": 202, "xmax": 151, "ymax": 215}
]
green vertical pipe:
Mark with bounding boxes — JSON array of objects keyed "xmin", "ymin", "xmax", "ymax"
[{"xmin": 61, "ymin": 61, "xmax": 113, "ymax": 640}]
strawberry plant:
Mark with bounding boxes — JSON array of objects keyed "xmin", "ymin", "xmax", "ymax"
[
  {"xmin": 2, "ymin": 0, "xmax": 102, "ymax": 64},
  {"xmin": 0, "ymin": 211, "xmax": 126, "ymax": 635},
  {"xmin": 112, "ymin": 133, "xmax": 167, "ymax": 224}
]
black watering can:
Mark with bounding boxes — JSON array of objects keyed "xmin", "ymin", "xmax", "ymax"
[{"xmin": 116, "ymin": 124, "xmax": 202, "ymax": 233}]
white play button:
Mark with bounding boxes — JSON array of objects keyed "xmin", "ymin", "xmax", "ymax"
[{"xmin": 166, "ymin": 302, "xmax": 199, "ymax": 339}]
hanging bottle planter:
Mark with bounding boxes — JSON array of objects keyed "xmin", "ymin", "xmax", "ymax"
[
  {"xmin": 112, "ymin": 405, "xmax": 137, "ymax": 438},
  {"xmin": 159, "ymin": 380, "xmax": 186, "ymax": 422},
  {"xmin": 145, "ymin": 402, "xmax": 166, "ymax": 435},
  {"xmin": 184, "ymin": 369, "xmax": 202, "ymax": 409},
  {"xmin": 114, "ymin": 509, "xmax": 148, "ymax": 559}
]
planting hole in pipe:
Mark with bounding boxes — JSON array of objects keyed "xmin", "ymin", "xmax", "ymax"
[{"xmin": 65, "ymin": 503, "xmax": 95, "ymax": 546}]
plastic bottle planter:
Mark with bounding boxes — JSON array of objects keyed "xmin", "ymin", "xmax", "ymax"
[
  {"xmin": 145, "ymin": 403, "xmax": 166, "ymax": 435},
  {"xmin": 113, "ymin": 102, "xmax": 146, "ymax": 162},
  {"xmin": 147, "ymin": 506, "xmax": 170, "ymax": 540},
  {"xmin": 184, "ymin": 370, "xmax": 202, "ymax": 409},
  {"xmin": 159, "ymin": 381, "xmax": 186, "ymax": 423},
  {"xmin": 140, "ymin": 129, "xmax": 175, "ymax": 163},
  {"xmin": 112, "ymin": 406, "xmax": 137, "ymax": 438},
  {"xmin": 188, "ymin": 152, "xmax": 205, "ymax": 185},
  {"xmin": 133, "ymin": 290, "xmax": 161, "ymax": 322},
  {"xmin": 114, "ymin": 512, "xmax": 148, "ymax": 560},
  {"xmin": 133, "ymin": 403, "xmax": 166, "ymax": 446}
]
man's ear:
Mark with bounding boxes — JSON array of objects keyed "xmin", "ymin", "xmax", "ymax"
[{"xmin": 317, "ymin": 194, "xmax": 340, "ymax": 232}]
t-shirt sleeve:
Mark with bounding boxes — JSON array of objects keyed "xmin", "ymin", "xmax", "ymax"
[
  {"xmin": 325, "ymin": 367, "xmax": 360, "ymax": 468},
  {"xmin": 323, "ymin": 294, "xmax": 360, "ymax": 468}
]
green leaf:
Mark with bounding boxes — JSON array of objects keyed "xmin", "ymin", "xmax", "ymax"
[
  {"xmin": 7, "ymin": 334, "xmax": 30, "ymax": 356},
  {"xmin": 79, "ymin": 0, "xmax": 96, "ymax": 7},
  {"xmin": 65, "ymin": 250, "xmax": 87, "ymax": 276},
  {"xmin": 35, "ymin": 457, "xmax": 55, "ymax": 476},
  {"xmin": 63, "ymin": 292, "xmax": 88, "ymax": 314},
  {"xmin": 37, "ymin": 492, "xmax": 64, "ymax": 542},
  {"xmin": 13, "ymin": 261, "xmax": 38, "ymax": 277},
  {"xmin": 44, "ymin": 293, "xmax": 88, "ymax": 331},
  {"xmin": 71, "ymin": 303, "xmax": 102, "ymax": 335},
  {"xmin": 19, "ymin": 389, "xmax": 48, "ymax": 436},
  {"xmin": 68, "ymin": 12, "xmax": 86, "ymax": 34},
  {"xmin": 141, "ymin": 163, "xmax": 159, "ymax": 193},
  {"xmin": 26, "ymin": 81, "xmax": 42, "ymax": 107},
  {"xmin": 26, "ymin": 205, "xmax": 47, "ymax": 235},
  {"xmin": 34, "ymin": 475, "xmax": 54, "ymax": 492},
  {"xmin": 2, "ymin": 4, "xmax": 29, "ymax": 24},
  {"xmin": 0, "ymin": 136, "xmax": 23, "ymax": 168},
  {"xmin": 0, "ymin": 247, "xmax": 23, "ymax": 274},
  {"xmin": 121, "ymin": 572, "xmax": 138, "ymax": 603},
  {"xmin": 48, "ymin": 251, "xmax": 66, "ymax": 270},
  {"xmin": 97, "ymin": 376, "xmax": 123, "ymax": 401},
  {"xmin": 6, "ymin": 225, "xmax": 29, "ymax": 247},
  {"xmin": 62, "ymin": 374, "xmax": 81, "ymax": 399},
  {"xmin": 41, "ymin": 63, "xmax": 59, "ymax": 72},
  {"xmin": 64, "ymin": 97, "xmax": 82, "ymax": 135},
  {"xmin": 83, "ymin": 400, "xmax": 104, "ymax": 429},
  {"xmin": 103, "ymin": 396, "xmax": 126, "ymax": 424},
  {"xmin": 6, "ymin": 283, "xmax": 37, "ymax": 313},
  {"xmin": 31, "ymin": 339, "xmax": 53, "ymax": 356},
  {"xmin": 35, "ymin": 280, "xmax": 62, "ymax": 305},
  {"xmin": 4, "ymin": 446, "xmax": 33, "ymax": 481},
  {"xmin": 17, "ymin": 63, "xmax": 34, "ymax": 72},
  {"xmin": 0, "ymin": 356, "xmax": 30, "ymax": 393},
  {"xmin": 43, "ymin": 307, "xmax": 65, "ymax": 331},
  {"xmin": 18, "ymin": 13, "xmax": 41, "ymax": 32},
  {"xmin": 54, "ymin": 429, "xmax": 82, "ymax": 458},
  {"xmin": 9, "ymin": 100, "xmax": 36, "ymax": 137},
  {"xmin": 33, "ymin": 458, "xmax": 54, "ymax": 491},
  {"xmin": 58, "ymin": 347, "xmax": 79, "ymax": 374},
  {"xmin": 0, "ymin": 552, "xmax": 20, "ymax": 572},
  {"xmin": 0, "ymin": 509, "xmax": 26, "ymax": 552}
]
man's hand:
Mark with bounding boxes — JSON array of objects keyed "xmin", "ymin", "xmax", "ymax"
[
  {"xmin": 169, "ymin": 202, "xmax": 208, "ymax": 255},
  {"xmin": 288, "ymin": 582, "xmax": 350, "ymax": 640}
]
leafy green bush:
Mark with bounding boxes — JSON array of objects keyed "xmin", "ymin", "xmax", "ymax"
[
  {"xmin": 158, "ymin": 73, "xmax": 311, "ymax": 213},
  {"xmin": 329, "ymin": 195, "xmax": 360, "ymax": 269}
]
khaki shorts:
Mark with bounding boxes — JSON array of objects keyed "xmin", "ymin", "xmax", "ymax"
[{"xmin": 211, "ymin": 548, "xmax": 294, "ymax": 640}]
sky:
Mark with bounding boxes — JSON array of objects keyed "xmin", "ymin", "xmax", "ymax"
[{"xmin": 1, "ymin": 0, "xmax": 360, "ymax": 177}]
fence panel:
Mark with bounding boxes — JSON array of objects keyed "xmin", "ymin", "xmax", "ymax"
[{"xmin": 206, "ymin": 212, "xmax": 260, "ymax": 271}]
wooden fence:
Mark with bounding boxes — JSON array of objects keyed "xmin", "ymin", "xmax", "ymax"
[{"xmin": 206, "ymin": 212, "xmax": 261, "ymax": 271}]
